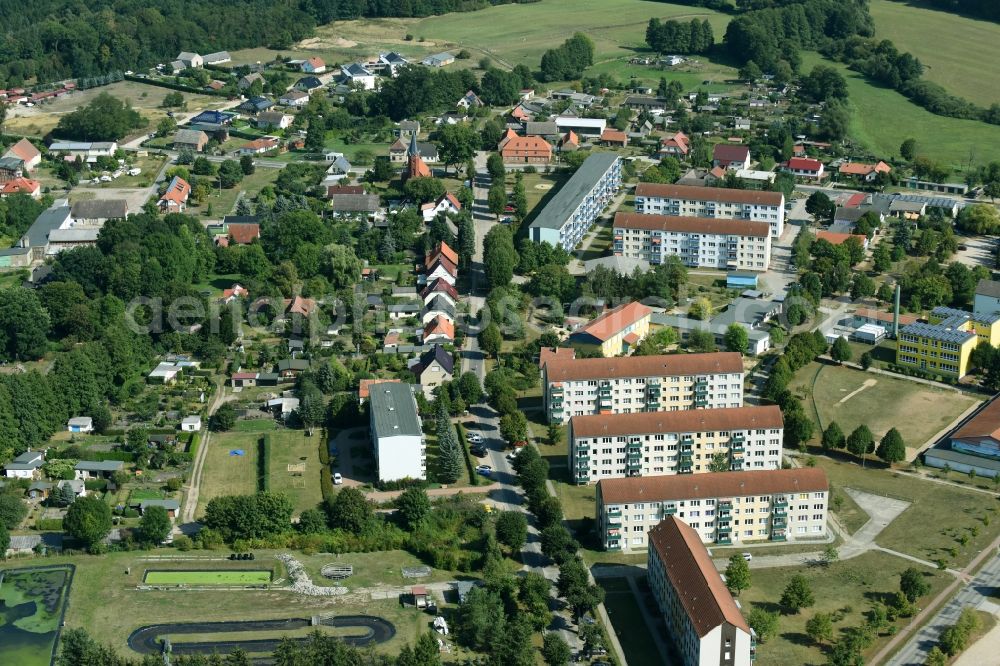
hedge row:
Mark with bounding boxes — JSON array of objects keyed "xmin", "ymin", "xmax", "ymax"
[
  {"xmin": 258, "ymin": 434, "xmax": 271, "ymax": 492},
  {"xmin": 83, "ymin": 479, "xmax": 108, "ymax": 492},
  {"xmin": 123, "ymin": 75, "xmax": 229, "ymax": 97},
  {"xmin": 36, "ymin": 519, "xmax": 63, "ymax": 531},
  {"xmin": 454, "ymin": 422, "xmax": 479, "ymax": 487},
  {"xmin": 86, "ymin": 451, "xmax": 135, "ymax": 463},
  {"xmin": 187, "ymin": 432, "xmax": 201, "ymax": 457},
  {"xmin": 320, "ymin": 468, "xmax": 334, "ymax": 500}
]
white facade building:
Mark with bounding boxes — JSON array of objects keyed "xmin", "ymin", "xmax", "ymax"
[
  {"xmin": 647, "ymin": 517, "xmax": 756, "ymax": 666},
  {"xmin": 529, "ymin": 153, "xmax": 622, "ymax": 251},
  {"xmin": 612, "ymin": 212, "xmax": 771, "ymax": 270},
  {"xmin": 568, "ymin": 405, "xmax": 783, "ymax": 484},
  {"xmin": 597, "ymin": 468, "xmax": 830, "ymax": 552},
  {"xmin": 542, "ymin": 352, "xmax": 745, "ymax": 424},
  {"xmin": 634, "ymin": 183, "xmax": 785, "ymax": 238},
  {"xmin": 369, "ymin": 383, "xmax": 426, "ymax": 482}
]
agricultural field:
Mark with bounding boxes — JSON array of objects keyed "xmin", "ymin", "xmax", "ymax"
[
  {"xmin": 739, "ymin": 551, "xmax": 949, "ymax": 666},
  {"xmin": 870, "ymin": 0, "xmax": 1000, "ymax": 108},
  {"xmin": 799, "ymin": 52, "xmax": 1000, "ymax": 169},
  {"xmin": 789, "ymin": 360, "xmax": 980, "ymax": 455},
  {"xmin": 2, "ymin": 81, "xmax": 227, "ymax": 138}
]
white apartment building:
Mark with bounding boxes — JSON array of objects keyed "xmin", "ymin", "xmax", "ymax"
[
  {"xmin": 529, "ymin": 153, "xmax": 622, "ymax": 251},
  {"xmin": 597, "ymin": 468, "xmax": 829, "ymax": 551},
  {"xmin": 568, "ymin": 405, "xmax": 783, "ymax": 484},
  {"xmin": 542, "ymin": 352, "xmax": 744, "ymax": 424},
  {"xmin": 648, "ymin": 517, "xmax": 756, "ymax": 666},
  {"xmin": 369, "ymin": 383, "xmax": 426, "ymax": 482},
  {"xmin": 634, "ymin": 183, "xmax": 785, "ymax": 238},
  {"xmin": 613, "ymin": 212, "xmax": 771, "ymax": 271}
]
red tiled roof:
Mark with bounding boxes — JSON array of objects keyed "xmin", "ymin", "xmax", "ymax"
[
  {"xmin": 0, "ymin": 177, "xmax": 40, "ymax": 196},
  {"xmin": 855, "ymin": 308, "xmax": 917, "ymax": 326},
  {"xmin": 327, "ymin": 184, "xmax": 365, "ymax": 197},
  {"xmin": 839, "ymin": 161, "xmax": 891, "ymax": 176},
  {"xmin": 286, "ymin": 296, "xmax": 317, "ymax": 316},
  {"xmin": 622, "ymin": 331, "xmax": 640, "ymax": 345},
  {"xmin": 635, "ymin": 183, "xmax": 783, "ymax": 206},
  {"xmin": 359, "ymin": 378, "xmax": 401, "ymax": 399},
  {"xmin": 787, "ymin": 157, "xmax": 823, "ymax": 171},
  {"xmin": 539, "ymin": 346, "xmax": 575, "ymax": 368},
  {"xmin": 424, "ymin": 315, "xmax": 454, "ymax": 340},
  {"xmin": 600, "ymin": 129, "xmax": 628, "ymax": 143},
  {"xmin": 573, "ymin": 405, "xmax": 783, "ymax": 438},
  {"xmin": 499, "ymin": 133, "xmax": 552, "ymax": 160},
  {"xmin": 563, "ymin": 130, "xmax": 579, "ymax": 146},
  {"xmin": 712, "ymin": 144, "xmax": 749, "ymax": 162},
  {"xmin": 545, "ymin": 352, "xmax": 743, "ymax": 383},
  {"xmin": 648, "ymin": 517, "xmax": 752, "ymax": 637},
  {"xmin": 228, "ymin": 224, "xmax": 260, "ymax": 245},
  {"xmin": 661, "ymin": 132, "xmax": 690, "ymax": 154},
  {"xmin": 614, "ymin": 212, "xmax": 770, "ymax": 238},
  {"xmin": 432, "ymin": 241, "xmax": 458, "ymax": 266},
  {"xmin": 421, "ymin": 278, "xmax": 459, "ymax": 301},
  {"xmin": 844, "ymin": 192, "xmax": 866, "ymax": 208},
  {"xmin": 160, "ymin": 176, "xmax": 191, "ymax": 206},
  {"xmin": 408, "ymin": 154, "xmax": 432, "ymax": 179},
  {"xmin": 243, "ymin": 138, "xmax": 278, "ymax": 151},
  {"xmin": 6, "ymin": 138, "xmax": 40, "ymax": 163},
  {"xmin": 232, "ymin": 372, "xmax": 257, "ymax": 380},
  {"xmin": 306, "ymin": 57, "xmax": 325, "ymax": 68},
  {"xmin": 572, "ymin": 302, "xmax": 653, "ymax": 343},
  {"xmin": 221, "ymin": 284, "xmax": 248, "ymax": 300}
]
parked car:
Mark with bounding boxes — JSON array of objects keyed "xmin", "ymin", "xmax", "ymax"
[
  {"xmin": 333, "ymin": 472, "xmax": 343, "ymax": 485},
  {"xmin": 470, "ymin": 445, "xmax": 487, "ymax": 457},
  {"xmin": 742, "ymin": 552, "xmax": 752, "ymax": 562},
  {"xmin": 475, "ymin": 464, "xmax": 493, "ymax": 477},
  {"xmin": 468, "ymin": 433, "xmax": 483, "ymax": 444}
]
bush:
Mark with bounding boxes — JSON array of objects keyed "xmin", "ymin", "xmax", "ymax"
[
  {"xmin": 166, "ymin": 477, "xmax": 182, "ymax": 492},
  {"xmin": 83, "ymin": 480, "xmax": 108, "ymax": 492},
  {"xmin": 455, "ymin": 423, "xmax": 479, "ymax": 487},
  {"xmin": 35, "ymin": 518, "xmax": 64, "ymax": 531},
  {"xmin": 258, "ymin": 434, "xmax": 271, "ymax": 492},
  {"xmin": 320, "ymin": 468, "xmax": 334, "ymax": 499}
]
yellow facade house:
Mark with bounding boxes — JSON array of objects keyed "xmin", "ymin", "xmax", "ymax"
[
  {"xmin": 568, "ymin": 301, "xmax": 653, "ymax": 357},
  {"xmin": 896, "ymin": 308, "xmax": 985, "ymax": 377}
]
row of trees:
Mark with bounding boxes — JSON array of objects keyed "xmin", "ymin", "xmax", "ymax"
[
  {"xmin": 645, "ymin": 18, "xmax": 714, "ymax": 54},
  {"xmin": 821, "ymin": 422, "xmax": 906, "ymax": 465}
]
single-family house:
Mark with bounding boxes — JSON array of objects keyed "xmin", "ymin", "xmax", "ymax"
[
  {"xmin": 3, "ymin": 138, "xmax": 41, "ymax": 171},
  {"xmin": 57, "ymin": 479, "xmax": 87, "ymax": 499},
  {"xmin": 422, "ymin": 52, "xmax": 455, "ymax": 68},
  {"xmin": 181, "ymin": 415, "xmax": 202, "ymax": 432},
  {"xmin": 330, "ymin": 193, "xmax": 382, "ymax": 218},
  {"xmin": 176, "ymin": 52, "xmax": 203, "ymax": 69},
  {"xmin": 301, "ymin": 57, "xmax": 327, "ymax": 74},
  {"xmin": 377, "ymin": 52, "xmax": 410, "ymax": 77},
  {"xmin": 240, "ymin": 96, "xmax": 274, "ymax": 115},
  {"xmin": 0, "ymin": 156, "xmax": 24, "ymax": 181},
  {"xmin": 712, "ymin": 144, "xmax": 751, "ymax": 170},
  {"xmin": 424, "ymin": 256, "xmax": 457, "ymax": 286},
  {"xmin": 0, "ymin": 177, "xmax": 41, "ymax": 198},
  {"xmin": 420, "ymin": 192, "xmax": 462, "ymax": 223},
  {"xmin": 74, "ymin": 460, "xmax": 123, "ymax": 480},
  {"xmin": 231, "ymin": 371, "xmax": 258, "ymax": 388},
  {"xmin": 276, "ymin": 358, "xmax": 310, "ymax": 378},
  {"xmin": 839, "ymin": 161, "xmax": 891, "ymax": 183},
  {"xmin": 784, "ymin": 157, "xmax": 825, "ymax": 181},
  {"xmin": 422, "ymin": 294, "xmax": 455, "ymax": 324},
  {"xmin": 238, "ymin": 73, "xmax": 265, "ymax": 91},
  {"xmin": 340, "ymin": 63, "xmax": 376, "ymax": 90},
  {"xmin": 396, "ymin": 120, "xmax": 420, "ymax": 140},
  {"xmin": 138, "ymin": 499, "xmax": 180, "ymax": 519},
  {"xmin": 239, "ymin": 138, "xmax": 279, "ymax": 156},
  {"xmin": 421, "ymin": 278, "xmax": 458, "ymax": 306},
  {"xmin": 457, "ymin": 90, "xmax": 483, "ymax": 110},
  {"xmin": 285, "ymin": 295, "xmax": 318, "ymax": 318},
  {"xmin": 254, "ymin": 111, "xmax": 292, "ymax": 130},
  {"xmin": 224, "ymin": 223, "xmax": 261, "ymax": 246},
  {"xmin": 159, "ymin": 176, "xmax": 191, "ymax": 213},
  {"xmin": 423, "ymin": 316, "xmax": 454, "ymax": 344},
  {"xmin": 4, "ymin": 451, "xmax": 44, "ymax": 479},
  {"xmin": 148, "ymin": 361, "xmax": 182, "ymax": 383},
  {"xmin": 325, "ymin": 152, "xmax": 352, "ymax": 175},
  {"xmin": 67, "ymin": 416, "xmax": 93, "ymax": 433},
  {"xmin": 173, "ymin": 129, "xmax": 209, "ymax": 153},
  {"xmin": 660, "ymin": 132, "xmax": 690, "ymax": 158},
  {"xmin": 279, "ymin": 90, "xmax": 310, "ymax": 107},
  {"xmin": 411, "ymin": 345, "xmax": 454, "ymax": 399},
  {"xmin": 295, "ymin": 76, "xmax": 323, "ymax": 93},
  {"xmin": 561, "ymin": 131, "xmax": 579, "ymax": 152},
  {"xmin": 600, "ymin": 128, "xmax": 629, "ymax": 147}
]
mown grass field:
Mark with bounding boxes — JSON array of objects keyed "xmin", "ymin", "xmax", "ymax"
[
  {"xmin": 870, "ymin": 0, "xmax": 1000, "ymax": 107},
  {"xmin": 196, "ymin": 431, "xmax": 260, "ymax": 515},
  {"xmin": 266, "ymin": 430, "xmax": 324, "ymax": 516},
  {"xmin": 143, "ymin": 570, "xmax": 272, "ymax": 585},
  {"xmin": 740, "ymin": 551, "xmax": 949, "ymax": 666},
  {"xmin": 598, "ymin": 577, "xmax": 667, "ymax": 666},
  {"xmin": 799, "ymin": 52, "xmax": 1000, "ymax": 168},
  {"xmin": 789, "ymin": 360, "xmax": 980, "ymax": 453}
]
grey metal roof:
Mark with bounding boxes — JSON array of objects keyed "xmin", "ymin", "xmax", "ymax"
[
  {"xmin": 370, "ymin": 382, "xmax": 421, "ymax": 439},
  {"xmin": 74, "ymin": 460, "xmax": 124, "ymax": 471},
  {"xmin": 977, "ymin": 279, "xmax": 1000, "ymax": 300},
  {"xmin": 330, "ymin": 194, "xmax": 381, "ymax": 212},
  {"xmin": 524, "ymin": 121, "xmax": 560, "ymax": 136},
  {"xmin": 139, "ymin": 499, "xmax": 181, "ymax": 511},
  {"xmin": 530, "ymin": 153, "xmax": 620, "ymax": 231},
  {"xmin": 173, "ymin": 129, "xmax": 207, "ymax": 145},
  {"xmin": 900, "ymin": 322, "xmax": 976, "ymax": 344},
  {"xmin": 925, "ymin": 446, "xmax": 1000, "ymax": 473},
  {"xmin": 49, "ymin": 228, "xmax": 100, "ymax": 243},
  {"xmin": 12, "ymin": 451, "xmax": 43, "ymax": 465},
  {"xmin": 24, "ymin": 205, "xmax": 71, "ymax": 248}
]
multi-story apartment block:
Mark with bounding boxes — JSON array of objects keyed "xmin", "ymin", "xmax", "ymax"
[
  {"xmin": 894, "ymin": 304, "xmax": 1000, "ymax": 378},
  {"xmin": 634, "ymin": 183, "xmax": 785, "ymax": 238},
  {"xmin": 542, "ymin": 352, "xmax": 744, "ymax": 424},
  {"xmin": 529, "ymin": 153, "xmax": 622, "ymax": 251},
  {"xmin": 369, "ymin": 383, "xmax": 426, "ymax": 482},
  {"xmin": 568, "ymin": 405, "xmax": 783, "ymax": 484},
  {"xmin": 612, "ymin": 212, "xmax": 771, "ymax": 271},
  {"xmin": 647, "ymin": 517, "xmax": 755, "ymax": 666},
  {"xmin": 597, "ymin": 468, "xmax": 829, "ymax": 551}
]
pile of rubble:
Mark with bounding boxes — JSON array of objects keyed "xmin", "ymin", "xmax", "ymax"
[{"xmin": 277, "ymin": 553, "xmax": 347, "ymax": 596}]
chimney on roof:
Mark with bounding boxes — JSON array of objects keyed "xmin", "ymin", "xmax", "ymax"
[{"xmin": 892, "ymin": 283, "xmax": 901, "ymax": 338}]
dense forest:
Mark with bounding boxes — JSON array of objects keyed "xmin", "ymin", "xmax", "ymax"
[{"xmin": 0, "ymin": 0, "xmax": 534, "ymax": 87}]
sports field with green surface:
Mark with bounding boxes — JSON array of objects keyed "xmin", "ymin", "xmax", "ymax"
[
  {"xmin": 870, "ymin": 0, "xmax": 1000, "ymax": 107},
  {"xmin": 800, "ymin": 52, "xmax": 1000, "ymax": 168},
  {"xmin": 143, "ymin": 570, "xmax": 272, "ymax": 585}
]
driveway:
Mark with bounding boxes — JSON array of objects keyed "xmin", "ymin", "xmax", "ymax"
[{"xmin": 952, "ymin": 235, "xmax": 996, "ymax": 270}]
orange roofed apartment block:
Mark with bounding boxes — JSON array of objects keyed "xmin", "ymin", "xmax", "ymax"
[{"xmin": 498, "ymin": 129, "xmax": 552, "ymax": 164}]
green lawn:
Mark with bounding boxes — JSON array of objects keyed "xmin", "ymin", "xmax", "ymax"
[
  {"xmin": 813, "ymin": 456, "xmax": 1000, "ymax": 568},
  {"xmin": 143, "ymin": 570, "xmax": 272, "ymax": 585},
  {"xmin": 234, "ymin": 419, "xmax": 277, "ymax": 433},
  {"xmin": 870, "ymin": 0, "xmax": 1000, "ymax": 107},
  {"xmin": 799, "ymin": 51, "xmax": 1000, "ymax": 169},
  {"xmin": 788, "ymin": 360, "xmax": 980, "ymax": 454},
  {"xmin": 598, "ymin": 577, "xmax": 668, "ymax": 666},
  {"xmin": 190, "ymin": 168, "xmax": 279, "ymax": 219},
  {"xmin": 266, "ymin": 430, "xmax": 325, "ymax": 516},
  {"xmin": 196, "ymin": 432, "xmax": 260, "ymax": 516},
  {"xmin": 739, "ymin": 551, "xmax": 949, "ymax": 666}
]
